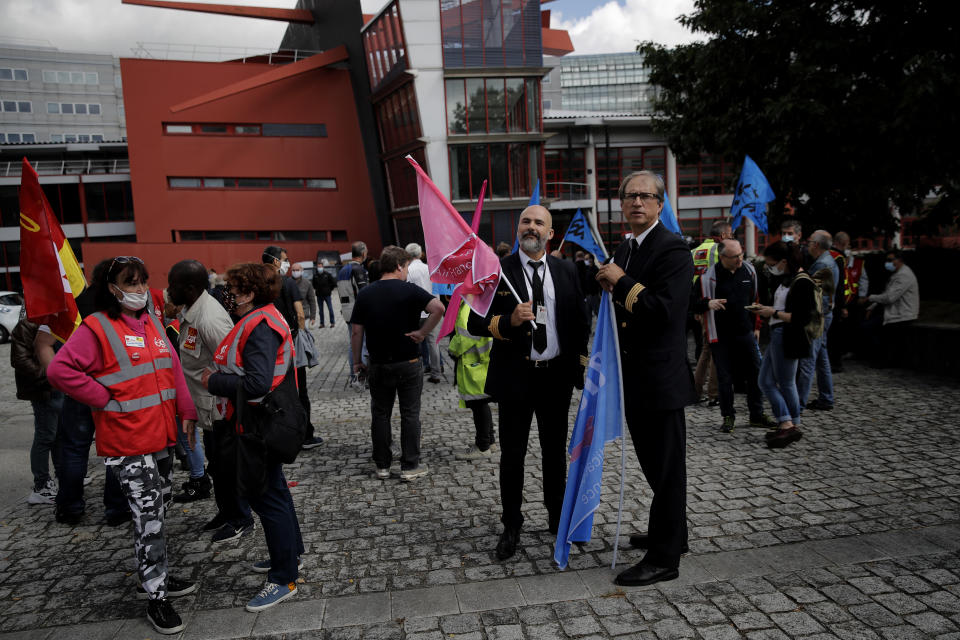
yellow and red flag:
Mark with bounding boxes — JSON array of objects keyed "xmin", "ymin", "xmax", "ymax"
[{"xmin": 18, "ymin": 158, "xmax": 85, "ymax": 342}]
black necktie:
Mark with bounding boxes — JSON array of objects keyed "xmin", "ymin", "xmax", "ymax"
[{"xmin": 530, "ymin": 260, "xmax": 547, "ymax": 354}]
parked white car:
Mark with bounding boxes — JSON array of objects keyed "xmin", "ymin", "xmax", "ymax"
[{"xmin": 0, "ymin": 291, "xmax": 24, "ymax": 343}]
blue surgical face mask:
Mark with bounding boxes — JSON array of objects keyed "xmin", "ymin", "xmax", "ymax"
[
  {"xmin": 781, "ymin": 234, "xmax": 794, "ymax": 243},
  {"xmin": 884, "ymin": 261, "xmax": 895, "ymax": 272}
]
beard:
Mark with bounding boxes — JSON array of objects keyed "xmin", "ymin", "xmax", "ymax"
[{"xmin": 520, "ymin": 232, "xmax": 545, "ymax": 253}]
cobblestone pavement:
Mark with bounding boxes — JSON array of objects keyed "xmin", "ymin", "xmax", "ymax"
[{"xmin": 1, "ymin": 323, "xmax": 959, "ymax": 638}]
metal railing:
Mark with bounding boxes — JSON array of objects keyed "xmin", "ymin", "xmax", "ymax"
[
  {"xmin": 1, "ymin": 159, "xmax": 130, "ymax": 177},
  {"xmin": 545, "ymin": 181, "xmax": 590, "ymax": 200},
  {"xmin": 131, "ymin": 42, "xmax": 323, "ymax": 65}
]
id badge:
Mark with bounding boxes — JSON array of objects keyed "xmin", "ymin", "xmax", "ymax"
[{"xmin": 535, "ymin": 304, "xmax": 547, "ymax": 325}]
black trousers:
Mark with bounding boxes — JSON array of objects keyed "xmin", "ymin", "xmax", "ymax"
[
  {"xmin": 204, "ymin": 428, "xmax": 253, "ymax": 529},
  {"xmin": 466, "ymin": 399, "xmax": 495, "ymax": 450},
  {"xmin": 711, "ymin": 333, "xmax": 764, "ymax": 420},
  {"xmin": 624, "ymin": 386, "xmax": 688, "ymax": 569},
  {"xmin": 497, "ymin": 365, "xmax": 573, "ymax": 531}
]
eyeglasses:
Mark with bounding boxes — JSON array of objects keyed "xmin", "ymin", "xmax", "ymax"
[
  {"xmin": 107, "ymin": 255, "xmax": 143, "ymax": 278},
  {"xmin": 721, "ymin": 252, "xmax": 744, "ymax": 260},
  {"xmin": 623, "ymin": 192, "xmax": 661, "ymax": 204}
]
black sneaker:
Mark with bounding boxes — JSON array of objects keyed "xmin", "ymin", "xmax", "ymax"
[
  {"xmin": 806, "ymin": 399, "xmax": 834, "ymax": 411},
  {"xmin": 202, "ymin": 512, "xmax": 228, "ymax": 532},
  {"xmin": 55, "ymin": 509, "xmax": 83, "ymax": 526},
  {"xmin": 137, "ymin": 576, "xmax": 198, "ymax": 600},
  {"xmin": 173, "ymin": 475, "xmax": 212, "ymax": 503},
  {"xmin": 105, "ymin": 510, "xmax": 132, "ymax": 527},
  {"xmin": 147, "ymin": 597, "xmax": 185, "ymax": 635},
  {"xmin": 211, "ymin": 522, "xmax": 254, "ymax": 544},
  {"xmin": 720, "ymin": 416, "xmax": 735, "ymax": 433},
  {"xmin": 301, "ymin": 436, "xmax": 324, "ymax": 450}
]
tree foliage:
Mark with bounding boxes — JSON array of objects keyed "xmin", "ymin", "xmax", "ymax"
[{"xmin": 639, "ymin": 1, "xmax": 960, "ymax": 237}]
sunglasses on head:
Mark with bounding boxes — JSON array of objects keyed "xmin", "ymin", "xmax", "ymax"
[{"xmin": 108, "ymin": 255, "xmax": 144, "ymax": 278}]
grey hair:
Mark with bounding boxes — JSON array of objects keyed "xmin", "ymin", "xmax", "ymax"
[
  {"xmin": 810, "ymin": 230, "xmax": 832, "ymax": 251},
  {"xmin": 617, "ymin": 170, "xmax": 665, "ymax": 201},
  {"xmin": 710, "ymin": 219, "xmax": 732, "ymax": 238},
  {"xmin": 404, "ymin": 242, "xmax": 423, "ymax": 259},
  {"xmin": 351, "ymin": 241, "xmax": 367, "ymax": 258}
]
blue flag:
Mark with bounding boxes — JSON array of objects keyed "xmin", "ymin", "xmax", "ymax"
[
  {"xmin": 554, "ymin": 291, "xmax": 624, "ymax": 570},
  {"xmin": 730, "ymin": 155, "xmax": 775, "ymax": 233},
  {"xmin": 562, "ymin": 209, "xmax": 607, "ymax": 262},
  {"xmin": 512, "ymin": 179, "xmax": 541, "ymax": 253},
  {"xmin": 660, "ymin": 188, "xmax": 681, "ymax": 234}
]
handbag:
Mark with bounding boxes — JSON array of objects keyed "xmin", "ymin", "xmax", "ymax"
[
  {"xmin": 212, "ymin": 416, "xmax": 267, "ymax": 498},
  {"xmin": 237, "ymin": 364, "xmax": 308, "ymax": 465}
]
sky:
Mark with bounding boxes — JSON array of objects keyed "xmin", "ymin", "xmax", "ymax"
[{"xmin": 0, "ymin": 0, "xmax": 699, "ymax": 59}]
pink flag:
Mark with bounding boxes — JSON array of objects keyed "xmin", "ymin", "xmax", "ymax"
[{"xmin": 406, "ymin": 156, "xmax": 501, "ymax": 340}]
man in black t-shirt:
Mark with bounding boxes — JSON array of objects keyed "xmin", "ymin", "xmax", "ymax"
[{"xmin": 351, "ymin": 246, "xmax": 444, "ymax": 481}]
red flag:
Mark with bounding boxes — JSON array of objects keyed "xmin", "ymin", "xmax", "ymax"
[
  {"xmin": 19, "ymin": 158, "xmax": 85, "ymax": 342},
  {"xmin": 406, "ymin": 156, "xmax": 501, "ymax": 340}
]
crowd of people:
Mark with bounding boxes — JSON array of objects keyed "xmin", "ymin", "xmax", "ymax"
[{"xmin": 9, "ymin": 171, "xmax": 922, "ymax": 632}]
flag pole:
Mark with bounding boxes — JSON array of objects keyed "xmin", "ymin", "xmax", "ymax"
[
  {"xmin": 608, "ymin": 291, "xmax": 627, "ymax": 570},
  {"xmin": 498, "ymin": 270, "xmax": 538, "ymax": 330}
]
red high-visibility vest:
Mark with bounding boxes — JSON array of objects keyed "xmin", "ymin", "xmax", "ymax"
[
  {"xmin": 85, "ymin": 311, "xmax": 178, "ymax": 457},
  {"xmin": 213, "ymin": 304, "xmax": 294, "ymax": 421},
  {"xmin": 845, "ymin": 256, "xmax": 865, "ymax": 303}
]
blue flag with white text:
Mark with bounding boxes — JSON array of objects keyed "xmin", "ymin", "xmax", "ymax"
[
  {"xmin": 554, "ymin": 291, "xmax": 624, "ymax": 569},
  {"xmin": 562, "ymin": 209, "xmax": 607, "ymax": 262},
  {"xmin": 730, "ymin": 155, "xmax": 775, "ymax": 233},
  {"xmin": 512, "ymin": 179, "xmax": 541, "ymax": 253}
]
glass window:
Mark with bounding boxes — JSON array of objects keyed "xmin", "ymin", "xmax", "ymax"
[
  {"xmin": 0, "ymin": 69, "xmax": 11, "ymax": 80},
  {"xmin": 445, "ymin": 79, "xmax": 466, "ymax": 134},
  {"xmin": 235, "ymin": 125, "xmax": 260, "ymax": 135},
  {"xmin": 261, "ymin": 123, "xmax": 326, "ymax": 137},
  {"xmin": 57, "ymin": 71, "xmax": 70, "ymax": 83},
  {"xmin": 272, "ymin": 178, "xmax": 304, "ymax": 189},
  {"xmin": 89, "ymin": 104, "xmax": 101, "ymax": 115},
  {"xmin": 1, "ymin": 101, "xmax": 14, "ymax": 112},
  {"xmin": 0, "ymin": 134, "xmax": 4, "ymax": 143},
  {"xmin": 9, "ymin": 68, "xmax": 24, "ymax": 80},
  {"xmin": 42, "ymin": 70, "xmax": 56, "ymax": 82},
  {"xmin": 305, "ymin": 179, "xmax": 337, "ymax": 189},
  {"xmin": 505, "ymin": 78, "xmax": 525, "ymax": 132},
  {"xmin": 7, "ymin": 133, "xmax": 20, "ymax": 143},
  {"xmin": 237, "ymin": 178, "xmax": 270, "ymax": 189},
  {"xmin": 61, "ymin": 103, "xmax": 74, "ymax": 114},
  {"xmin": 331, "ymin": 230, "xmax": 348, "ymax": 242},
  {"xmin": 74, "ymin": 103, "xmax": 87, "ymax": 115},
  {"xmin": 70, "ymin": 72, "xmax": 83, "ymax": 84},
  {"xmin": 486, "ymin": 79, "xmax": 506, "ymax": 133},
  {"xmin": 50, "ymin": 134, "xmax": 63, "ymax": 142},
  {"xmin": 525, "ymin": 78, "xmax": 539, "ymax": 132},
  {"xmin": 78, "ymin": 134, "xmax": 90, "ymax": 142},
  {"xmin": 18, "ymin": 101, "xmax": 31, "ymax": 113},
  {"xmin": 489, "ymin": 144, "xmax": 509, "ymax": 198},
  {"xmin": 91, "ymin": 134, "xmax": 103, "ymax": 142},
  {"xmin": 165, "ymin": 124, "xmax": 192, "ymax": 134},
  {"xmin": 466, "ymin": 78, "xmax": 485, "ymax": 134},
  {"xmin": 202, "ymin": 178, "xmax": 227, "ymax": 188},
  {"xmin": 200, "ymin": 124, "xmax": 227, "ymax": 134},
  {"xmin": 64, "ymin": 134, "xmax": 77, "ymax": 142},
  {"xmin": 470, "ymin": 145, "xmax": 489, "ymax": 199},
  {"xmin": 169, "ymin": 178, "xmax": 201, "ymax": 188},
  {"xmin": 449, "ymin": 145, "xmax": 470, "ymax": 200},
  {"xmin": 85, "ymin": 72, "xmax": 98, "ymax": 85},
  {"xmin": 22, "ymin": 133, "xmax": 35, "ymax": 142}
]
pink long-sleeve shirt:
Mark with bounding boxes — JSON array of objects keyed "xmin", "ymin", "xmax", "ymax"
[{"xmin": 47, "ymin": 312, "xmax": 198, "ymax": 422}]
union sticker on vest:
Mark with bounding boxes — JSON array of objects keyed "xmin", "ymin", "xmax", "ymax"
[{"xmin": 125, "ymin": 335, "xmax": 145, "ymax": 348}]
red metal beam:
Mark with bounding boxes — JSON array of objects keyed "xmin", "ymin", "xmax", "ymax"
[
  {"xmin": 542, "ymin": 27, "xmax": 574, "ymax": 56},
  {"xmin": 121, "ymin": 0, "xmax": 315, "ymax": 24},
  {"xmin": 169, "ymin": 45, "xmax": 349, "ymax": 113}
]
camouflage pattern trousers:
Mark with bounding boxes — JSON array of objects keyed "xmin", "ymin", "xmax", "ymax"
[{"xmin": 105, "ymin": 451, "xmax": 174, "ymax": 599}]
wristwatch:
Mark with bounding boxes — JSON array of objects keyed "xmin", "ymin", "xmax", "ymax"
[{"xmin": 773, "ymin": 310, "xmax": 780, "ymax": 320}]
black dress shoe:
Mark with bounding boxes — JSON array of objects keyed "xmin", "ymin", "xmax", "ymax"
[
  {"xmin": 614, "ymin": 562, "xmax": 679, "ymax": 587},
  {"xmin": 495, "ymin": 528, "xmax": 521, "ymax": 560},
  {"xmin": 628, "ymin": 533, "xmax": 689, "ymax": 554}
]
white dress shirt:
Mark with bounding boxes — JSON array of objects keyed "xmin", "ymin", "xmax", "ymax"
[{"xmin": 519, "ymin": 251, "xmax": 559, "ymax": 361}]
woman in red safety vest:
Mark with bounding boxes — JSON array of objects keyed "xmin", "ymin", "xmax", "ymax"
[
  {"xmin": 47, "ymin": 256, "xmax": 198, "ymax": 636},
  {"xmin": 200, "ymin": 262, "xmax": 305, "ymax": 613}
]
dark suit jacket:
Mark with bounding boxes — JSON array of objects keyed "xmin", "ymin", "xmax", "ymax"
[
  {"xmin": 611, "ymin": 222, "xmax": 697, "ymax": 411},
  {"xmin": 468, "ymin": 253, "xmax": 590, "ymax": 400}
]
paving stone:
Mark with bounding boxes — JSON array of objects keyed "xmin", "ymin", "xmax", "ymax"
[
  {"xmin": 560, "ymin": 614, "xmax": 603, "ymax": 636},
  {"xmin": 323, "ymin": 592, "xmax": 391, "ymax": 628}
]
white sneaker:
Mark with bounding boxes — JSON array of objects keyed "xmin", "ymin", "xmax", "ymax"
[
  {"xmin": 28, "ymin": 479, "xmax": 57, "ymax": 505},
  {"xmin": 83, "ymin": 475, "xmax": 92, "ymax": 486},
  {"xmin": 374, "ymin": 467, "xmax": 390, "ymax": 480},
  {"xmin": 455, "ymin": 445, "xmax": 492, "ymax": 461},
  {"xmin": 399, "ymin": 464, "xmax": 429, "ymax": 482}
]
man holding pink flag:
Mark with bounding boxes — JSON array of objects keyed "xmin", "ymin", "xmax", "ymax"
[{"xmin": 467, "ymin": 206, "xmax": 590, "ymax": 561}]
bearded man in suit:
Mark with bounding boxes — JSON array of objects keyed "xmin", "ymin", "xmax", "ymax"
[{"xmin": 468, "ymin": 205, "xmax": 590, "ymax": 561}]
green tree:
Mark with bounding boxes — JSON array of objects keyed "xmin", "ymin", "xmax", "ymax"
[{"xmin": 639, "ymin": 1, "xmax": 960, "ymax": 237}]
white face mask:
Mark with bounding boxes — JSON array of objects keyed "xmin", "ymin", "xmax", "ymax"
[
  {"xmin": 767, "ymin": 264, "xmax": 784, "ymax": 276},
  {"xmin": 781, "ymin": 234, "xmax": 794, "ymax": 243},
  {"xmin": 114, "ymin": 287, "xmax": 149, "ymax": 311},
  {"xmin": 279, "ymin": 260, "xmax": 290, "ymax": 276},
  {"xmin": 291, "ymin": 269, "xmax": 303, "ymax": 279}
]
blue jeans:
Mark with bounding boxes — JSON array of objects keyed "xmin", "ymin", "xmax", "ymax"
[
  {"xmin": 56, "ymin": 396, "xmax": 128, "ymax": 518},
  {"xmin": 30, "ymin": 391, "xmax": 63, "ymax": 489},
  {"xmin": 368, "ymin": 360, "xmax": 423, "ymax": 470},
  {"xmin": 247, "ymin": 462, "xmax": 304, "ymax": 585},
  {"xmin": 758, "ymin": 327, "xmax": 802, "ymax": 425},
  {"xmin": 797, "ymin": 313, "xmax": 834, "ymax": 406},
  {"xmin": 317, "ymin": 295, "xmax": 334, "ymax": 325},
  {"xmin": 176, "ymin": 421, "xmax": 206, "ymax": 479}
]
